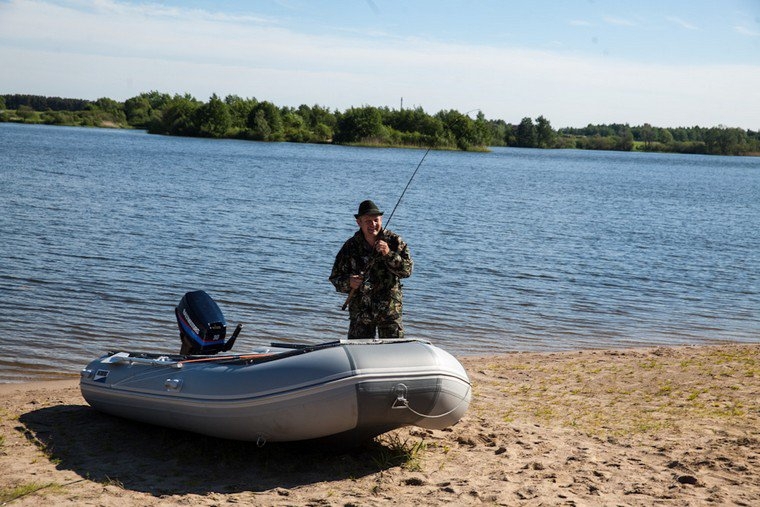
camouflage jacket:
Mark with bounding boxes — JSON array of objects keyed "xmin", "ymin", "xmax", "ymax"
[{"xmin": 329, "ymin": 229, "xmax": 413, "ymax": 320}]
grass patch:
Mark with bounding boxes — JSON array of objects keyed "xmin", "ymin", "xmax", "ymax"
[
  {"xmin": 100, "ymin": 476, "xmax": 125, "ymax": 489},
  {"xmin": 373, "ymin": 433, "xmax": 427, "ymax": 472},
  {"xmin": 638, "ymin": 359, "xmax": 663, "ymax": 370},
  {"xmin": 0, "ymin": 482, "xmax": 59, "ymax": 503},
  {"xmin": 501, "ymin": 409, "xmax": 515, "ymax": 424},
  {"xmin": 477, "ymin": 345, "xmax": 759, "ymax": 438},
  {"xmin": 15, "ymin": 424, "xmax": 63, "ymax": 466}
]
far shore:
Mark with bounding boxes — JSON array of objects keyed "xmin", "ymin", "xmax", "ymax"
[{"xmin": 1, "ymin": 343, "xmax": 758, "ymax": 506}]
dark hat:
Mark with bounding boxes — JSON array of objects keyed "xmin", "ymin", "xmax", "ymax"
[{"xmin": 354, "ymin": 200, "xmax": 384, "ymax": 218}]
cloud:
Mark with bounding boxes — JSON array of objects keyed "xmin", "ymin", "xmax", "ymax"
[
  {"xmin": 734, "ymin": 24, "xmax": 760, "ymax": 37},
  {"xmin": 666, "ymin": 16, "xmax": 699, "ymax": 31},
  {"xmin": 602, "ymin": 16, "xmax": 638, "ymax": 27},
  {"xmin": 1, "ymin": 0, "xmax": 758, "ymax": 130}
]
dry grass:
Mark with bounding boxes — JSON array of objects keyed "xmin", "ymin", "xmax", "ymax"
[{"xmin": 476, "ymin": 345, "xmax": 758, "ymax": 438}]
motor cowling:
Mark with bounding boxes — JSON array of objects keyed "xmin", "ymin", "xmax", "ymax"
[{"xmin": 176, "ymin": 290, "xmax": 239, "ymax": 355}]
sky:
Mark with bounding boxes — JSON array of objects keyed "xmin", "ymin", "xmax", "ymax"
[{"xmin": 1, "ymin": 0, "xmax": 759, "ymax": 130}]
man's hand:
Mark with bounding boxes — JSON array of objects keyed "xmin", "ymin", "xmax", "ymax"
[
  {"xmin": 349, "ymin": 274, "xmax": 364, "ymax": 290},
  {"xmin": 375, "ymin": 240, "xmax": 390, "ymax": 256}
]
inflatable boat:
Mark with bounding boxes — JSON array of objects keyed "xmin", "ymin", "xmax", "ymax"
[{"xmin": 80, "ymin": 291, "xmax": 471, "ymax": 444}]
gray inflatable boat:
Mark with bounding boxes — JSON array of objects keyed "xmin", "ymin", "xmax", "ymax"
[{"xmin": 80, "ymin": 291, "xmax": 471, "ymax": 444}]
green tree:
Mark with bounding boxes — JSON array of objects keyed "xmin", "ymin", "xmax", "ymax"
[
  {"xmin": 658, "ymin": 128, "xmax": 674, "ymax": 144},
  {"xmin": 249, "ymin": 110, "xmax": 271, "ymax": 140},
  {"xmin": 137, "ymin": 91, "xmax": 170, "ymax": 110},
  {"xmin": 149, "ymin": 94, "xmax": 201, "ymax": 136},
  {"xmin": 303, "ymin": 104, "xmax": 336, "ymax": 129},
  {"xmin": 41, "ymin": 110, "xmax": 76, "ymax": 125},
  {"xmin": 85, "ymin": 97, "xmax": 127, "ymax": 126},
  {"xmin": 382, "ymin": 106, "xmax": 445, "ymax": 147},
  {"xmin": 297, "ymin": 104, "xmax": 336, "ymax": 142},
  {"xmin": 435, "ymin": 109, "xmax": 481, "ymax": 150},
  {"xmin": 535, "ymin": 115, "xmax": 554, "ymax": 148},
  {"xmin": 485, "ymin": 119, "xmax": 508, "ymax": 147},
  {"xmin": 616, "ymin": 127, "xmax": 635, "ymax": 151},
  {"xmin": 124, "ymin": 95, "xmax": 152, "ymax": 127},
  {"xmin": 333, "ymin": 106, "xmax": 385, "ymax": 144},
  {"xmin": 126, "ymin": 91, "xmax": 170, "ymax": 129},
  {"xmin": 225, "ymin": 94, "xmax": 256, "ymax": 130},
  {"xmin": 313, "ymin": 122, "xmax": 333, "ymax": 143},
  {"xmin": 640, "ymin": 123, "xmax": 655, "ymax": 150},
  {"xmin": 281, "ymin": 109, "xmax": 310, "ymax": 142},
  {"xmin": 473, "ymin": 111, "xmax": 491, "ymax": 147},
  {"xmin": 515, "ymin": 117, "xmax": 537, "ymax": 147},
  {"xmin": 246, "ymin": 101, "xmax": 283, "ymax": 141},
  {"xmin": 90, "ymin": 97, "xmax": 122, "ymax": 116},
  {"xmin": 194, "ymin": 94, "xmax": 232, "ymax": 138},
  {"xmin": 705, "ymin": 126, "xmax": 748, "ymax": 155},
  {"xmin": 16, "ymin": 105, "xmax": 37, "ymax": 122}
]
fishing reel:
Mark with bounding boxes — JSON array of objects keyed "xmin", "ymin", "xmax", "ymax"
[{"xmin": 358, "ymin": 270, "xmax": 373, "ymax": 293}]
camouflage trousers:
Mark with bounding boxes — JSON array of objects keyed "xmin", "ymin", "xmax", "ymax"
[
  {"xmin": 348, "ymin": 318, "xmax": 404, "ymax": 340},
  {"xmin": 347, "ymin": 292, "xmax": 404, "ymax": 339}
]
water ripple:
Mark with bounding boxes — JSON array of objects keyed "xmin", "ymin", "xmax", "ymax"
[{"xmin": 1, "ymin": 124, "xmax": 759, "ymax": 381}]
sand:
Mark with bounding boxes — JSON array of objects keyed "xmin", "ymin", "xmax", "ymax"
[{"xmin": 1, "ymin": 343, "xmax": 758, "ymax": 506}]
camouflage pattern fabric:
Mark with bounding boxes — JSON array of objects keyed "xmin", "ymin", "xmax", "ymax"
[{"xmin": 330, "ymin": 228, "xmax": 413, "ymax": 339}]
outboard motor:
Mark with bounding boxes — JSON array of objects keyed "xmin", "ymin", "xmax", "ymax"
[{"xmin": 175, "ymin": 290, "xmax": 241, "ymax": 355}]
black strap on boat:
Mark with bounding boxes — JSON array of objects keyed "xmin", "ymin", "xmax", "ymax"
[
  {"xmin": 112, "ymin": 340, "xmax": 345, "ymax": 367},
  {"xmin": 206, "ymin": 340, "xmax": 344, "ymax": 366}
]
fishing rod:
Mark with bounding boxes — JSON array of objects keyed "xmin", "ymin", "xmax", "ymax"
[
  {"xmin": 384, "ymin": 147, "xmax": 430, "ymax": 228},
  {"xmin": 342, "ymin": 147, "xmax": 431, "ymax": 311}
]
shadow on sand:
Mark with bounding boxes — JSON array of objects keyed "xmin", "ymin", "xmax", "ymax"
[{"xmin": 18, "ymin": 403, "xmax": 409, "ymax": 496}]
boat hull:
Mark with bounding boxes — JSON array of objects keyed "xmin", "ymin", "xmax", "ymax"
[{"xmin": 80, "ymin": 339, "xmax": 471, "ymax": 443}]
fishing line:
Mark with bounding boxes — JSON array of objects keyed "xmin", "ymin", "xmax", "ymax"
[
  {"xmin": 341, "ymin": 147, "xmax": 431, "ymax": 311},
  {"xmin": 384, "ymin": 147, "xmax": 431, "ymax": 228}
]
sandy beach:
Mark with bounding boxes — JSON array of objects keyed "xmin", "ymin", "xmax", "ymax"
[{"xmin": 1, "ymin": 343, "xmax": 758, "ymax": 506}]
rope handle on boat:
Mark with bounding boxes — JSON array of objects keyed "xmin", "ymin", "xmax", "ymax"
[{"xmin": 391, "ymin": 382, "xmax": 472, "ymax": 419}]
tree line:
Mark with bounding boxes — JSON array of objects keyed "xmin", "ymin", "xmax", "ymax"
[{"xmin": 2, "ymin": 92, "xmax": 758, "ymax": 156}]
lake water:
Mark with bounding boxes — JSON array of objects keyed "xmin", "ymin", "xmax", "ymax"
[{"xmin": 1, "ymin": 123, "xmax": 759, "ymax": 382}]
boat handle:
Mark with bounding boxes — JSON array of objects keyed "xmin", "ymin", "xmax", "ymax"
[
  {"xmin": 393, "ymin": 383, "xmax": 472, "ymax": 419},
  {"xmin": 392, "ymin": 383, "xmax": 409, "ymax": 409}
]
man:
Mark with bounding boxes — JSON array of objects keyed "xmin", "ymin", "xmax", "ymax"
[{"xmin": 330, "ymin": 200, "xmax": 413, "ymax": 339}]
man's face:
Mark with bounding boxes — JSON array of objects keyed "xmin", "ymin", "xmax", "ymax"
[{"xmin": 357, "ymin": 214, "xmax": 383, "ymax": 238}]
